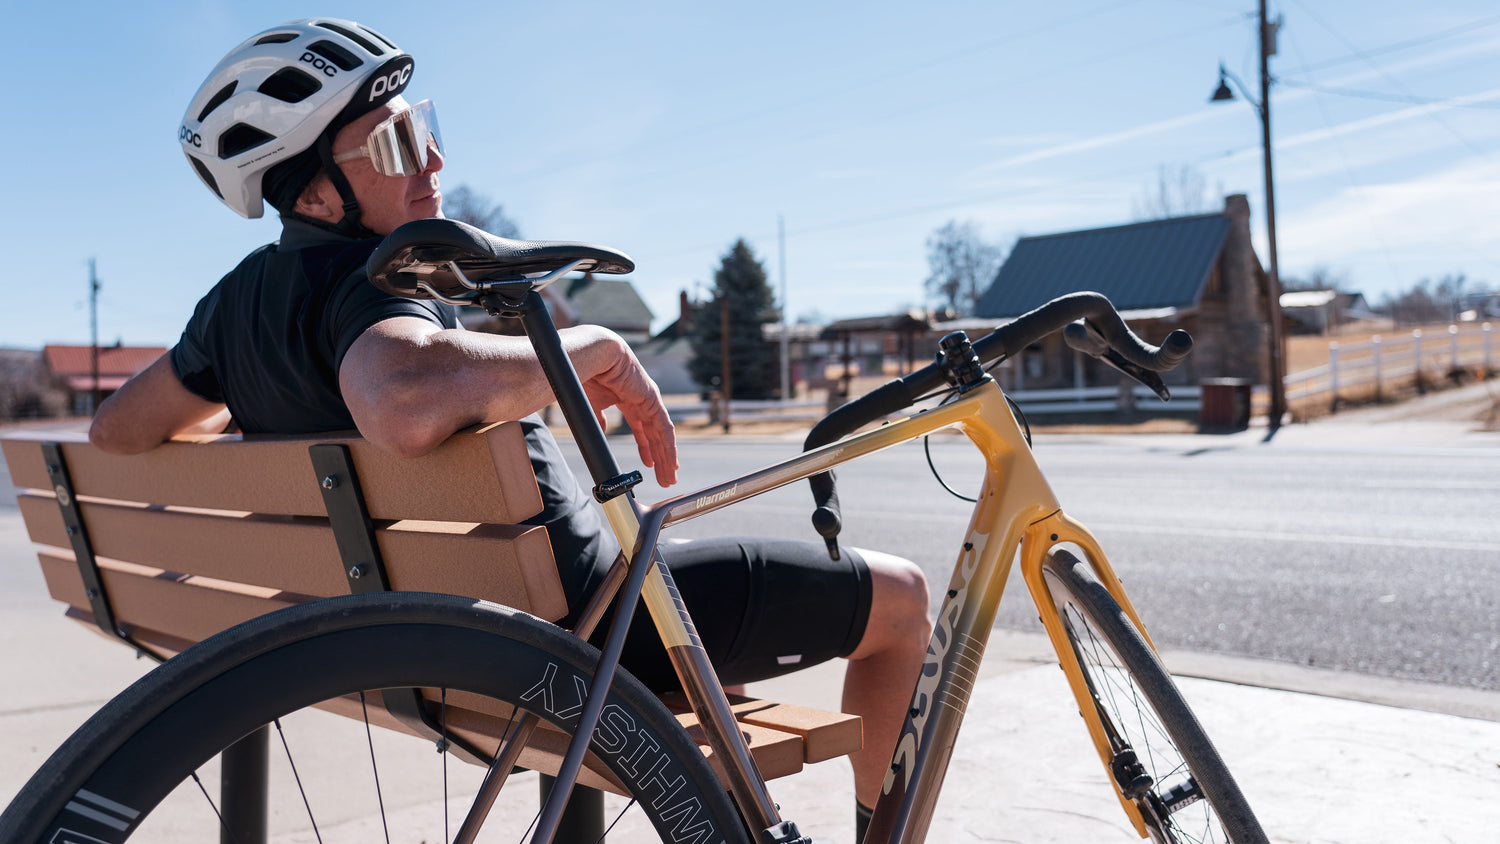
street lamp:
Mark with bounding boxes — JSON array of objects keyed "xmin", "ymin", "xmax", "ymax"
[{"xmin": 1211, "ymin": 0, "xmax": 1287, "ymax": 432}]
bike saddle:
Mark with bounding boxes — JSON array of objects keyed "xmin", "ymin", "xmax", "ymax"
[{"xmin": 366, "ymin": 218, "xmax": 635, "ymax": 302}]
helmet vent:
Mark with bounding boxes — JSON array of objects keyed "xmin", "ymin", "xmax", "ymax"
[
  {"xmin": 197, "ymin": 83, "xmax": 236, "ymax": 122},
  {"xmin": 359, "ymin": 25, "xmax": 398, "ymax": 52},
  {"xmin": 188, "ymin": 154, "xmax": 223, "ymax": 199},
  {"xmin": 219, "ymin": 123, "xmax": 275, "ymax": 158},
  {"xmin": 317, "ymin": 21, "xmax": 382, "ymax": 56},
  {"xmin": 258, "ymin": 68, "xmax": 321, "ymax": 103},
  {"xmin": 254, "ymin": 32, "xmax": 298, "ymax": 45},
  {"xmin": 305, "ymin": 39, "xmax": 362, "ymax": 71}
]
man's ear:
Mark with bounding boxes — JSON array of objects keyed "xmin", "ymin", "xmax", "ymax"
[{"xmin": 292, "ymin": 174, "xmax": 341, "ymax": 223}]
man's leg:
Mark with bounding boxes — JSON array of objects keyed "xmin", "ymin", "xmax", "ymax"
[{"xmin": 842, "ymin": 548, "xmax": 931, "ymax": 810}]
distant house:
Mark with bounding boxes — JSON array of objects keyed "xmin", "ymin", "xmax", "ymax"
[
  {"xmin": 43, "ymin": 344, "xmax": 166, "ymax": 415},
  {"xmin": 461, "ymin": 272, "xmax": 653, "ymax": 342},
  {"xmin": 817, "ymin": 311, "xmax": 936, "ymax": 398},
  {"xmin": 556, "ymin": 274, "xmax": 654, "ymax": 345},
  {"xmin": 1280, "ymin": 289, "xmax": 1385, "ymax": 335},
  {"xmin": 971, "ymin": 194, "xmax": 1271, "ymax": 397}
]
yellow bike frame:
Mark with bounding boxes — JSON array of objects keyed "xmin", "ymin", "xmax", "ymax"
[{"xmin": 606, "ymin": 376, "xmax": 1161, "ymax": 843}]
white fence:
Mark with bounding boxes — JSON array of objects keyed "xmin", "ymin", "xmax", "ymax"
[
  {"xmin": 1007, "ymin": 384, "xmax": 1201, "ymax": 415},
  {"xmin": 1286, "ymin": 323, "xmax": 1495, "ymax": 406}
]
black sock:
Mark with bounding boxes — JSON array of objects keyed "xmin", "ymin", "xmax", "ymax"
[{"xmin": 855, "ymin": 801, "xmax": 874, "ymax": 843}]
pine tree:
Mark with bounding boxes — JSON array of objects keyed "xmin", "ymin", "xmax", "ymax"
[{"xmin": 688, "ymin": 239, "xmax": 779, "ymax": 399}]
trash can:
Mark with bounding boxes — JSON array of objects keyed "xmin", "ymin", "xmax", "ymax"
[{"xmin": 1199, "ymin": 378, "xmax": 1251, "ymax": 430}]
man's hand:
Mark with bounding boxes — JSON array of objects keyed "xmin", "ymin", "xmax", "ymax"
[{"xmin": 580, "ymin": 335, "xmax": 678, "ymax": 487}]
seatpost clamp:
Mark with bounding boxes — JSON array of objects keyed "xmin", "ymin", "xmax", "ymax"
[{"xmin": 593, "ymin": 470, "xmax": 643, "ymax": 502}]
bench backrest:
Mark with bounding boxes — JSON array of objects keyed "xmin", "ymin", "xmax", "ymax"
[{"xmin": 2, "ymin": 422, "xmax": 566, "ymax": 656}]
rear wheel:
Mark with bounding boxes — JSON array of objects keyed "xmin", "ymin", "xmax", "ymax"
[
  {"xmin": 0, "ymin": 592, "xmax": 748, "ymax": 843},
  {"xmin": 1042, "ymin": 551, "xmax": 1267, "ymax": 844}
]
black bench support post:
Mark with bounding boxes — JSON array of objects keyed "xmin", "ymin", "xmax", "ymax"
[
  {"xmin": 540, "ymin": 775, "xmax": 607, "ymax": 844},
  {"xmin": 220, "ymin": 726, "xmax": 269, "ymax": 844}
]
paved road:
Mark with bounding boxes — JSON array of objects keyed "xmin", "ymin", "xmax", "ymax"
[
  {"xmin": 2, "ymin": 416, "xmax": 1497, "ymax": 841},
  {"xmin": 577, "ymin": 419, "xmax": 1500, "ymax": 695}
]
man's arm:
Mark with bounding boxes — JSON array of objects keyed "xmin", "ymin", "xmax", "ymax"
[
  {"xmin": 90, "ymin": 355, "xmax": 232, "ymax": 454},
  {"xmin": 339, "ymin": 317, "xmax": 678, "ymax": 485}
]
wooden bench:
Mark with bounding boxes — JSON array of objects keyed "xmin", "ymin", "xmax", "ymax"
[{"xmin": 1, "ymin": 423, "xmax": 861, "ymax": 801}]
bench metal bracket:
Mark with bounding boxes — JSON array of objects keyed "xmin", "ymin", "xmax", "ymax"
[
  {"xmin": 308, "ymin": 443, "xmax": 491, "ymax": 764},
  {"xmin": 41, "ymin": 442, "xmax": 165, "ymax": 664}
]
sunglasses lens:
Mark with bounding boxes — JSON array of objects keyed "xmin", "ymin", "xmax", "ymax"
[{"xmin": 367, "ymin": 100, "xmax": 442, "ymax": 176}]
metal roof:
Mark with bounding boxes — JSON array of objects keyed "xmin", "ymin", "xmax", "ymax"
[
  {"xmin": 562, "ymin": 276, "xmax": 654, "ymax": 332},
  {"xmin": 975, "ymin": 212, "xmax": 1233, "ymax": 319}
]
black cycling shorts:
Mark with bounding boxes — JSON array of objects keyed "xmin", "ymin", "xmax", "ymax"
[{"xmin": 581, "ymin": 537, "xmax": 873, "ymax": 692}]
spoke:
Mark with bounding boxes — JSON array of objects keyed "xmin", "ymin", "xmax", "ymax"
[
  {"xmin": 441, "ymin": 689, "xmax": 450, "ymax": 844},
  {"xmin": 273, "ymin": 718, "xmax": 324, "ymax": 844},
  {"xmin": 359, "ymin": 691, "xmax": 394, "ymax": 844},
  {"xmin": 190, "ymin": 771, "xmax": 240, "ymax": 844},
  {"xmin": 598, "ymin": 798, "xmax": 639, "ymax": 843}
]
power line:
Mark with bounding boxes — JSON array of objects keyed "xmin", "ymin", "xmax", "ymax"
[
  {"xmin": 1283, "ymin": 12, "xmax": 1500, "ymax": 75},
  {"xmin": 1277, "ymin": 77, "xmax": 1500, "ymax": 109},
  {"xmin": 1286, "ymin": 0, "xmax": 1493, "ymax": 162},
  {"xmin": 1282, "ymin": 28, "xmax": 1405, "ymax": 290}
]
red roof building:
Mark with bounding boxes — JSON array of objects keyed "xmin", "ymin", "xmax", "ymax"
[{"xmin": 42, "ymin": 344, "xmax": 166, "ymax": 413}]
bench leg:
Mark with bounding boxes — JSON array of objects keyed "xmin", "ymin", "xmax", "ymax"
[
  {"xmin": 220, "ymin": 725, "xmax": 269, "ymax": 844},
  {"xmin": 538, "ymin": 774, "xmax": 606, "ymax": 843}
]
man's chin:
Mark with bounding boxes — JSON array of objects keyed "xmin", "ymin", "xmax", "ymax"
[{"xmin": 411, "ymin": 193, "xmax": 442, "ymax": 219}]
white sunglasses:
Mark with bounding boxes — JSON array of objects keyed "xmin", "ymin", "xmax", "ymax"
[{"xmin": 333, "ymin": 99, "xmax": 443, "ymax": 177}]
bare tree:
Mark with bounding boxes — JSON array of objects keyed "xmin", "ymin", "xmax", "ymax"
[
  {"xmin": 1281, "ymin": 266, "xmax": 1347, "ymax": 293},
  {"xmin": 1132, "ymin": 164, "xmax": 1214, "ymax": 220},
  {"xmin": 443, "ymin": 185, "xmax": 521, "ymax": 238},
  {"xmin": 924, "ymin": 220, "xmax": 1004, "ymax": 316}
]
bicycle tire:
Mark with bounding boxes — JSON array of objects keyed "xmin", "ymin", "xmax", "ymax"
[
  {"xmin": 1041, "ymin": 550, "xmax": 1267, "ymax": 844},
  {"xmin": 0, "ymin": 592, "xmax": 749, "ymax": 844}
]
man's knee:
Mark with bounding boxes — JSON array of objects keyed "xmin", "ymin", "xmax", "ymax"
[{"xmin": 849, "ymin": 548, "xmax": 930, "ymax": 658}]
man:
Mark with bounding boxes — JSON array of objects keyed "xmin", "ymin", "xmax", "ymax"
[{"xmin": 92, "ymin": 19, "xmax": 929, "ymax": 832}]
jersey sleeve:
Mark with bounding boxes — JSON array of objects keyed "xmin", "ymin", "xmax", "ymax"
[
  {"xmin": 168, "ymin": 284, "xmax": 226, "ymax": 403},
  {"xmin": 325, "ymin": 266, "xmax": 460, "ymax": 371}
]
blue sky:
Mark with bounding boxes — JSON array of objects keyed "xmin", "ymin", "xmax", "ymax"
[{"xmin": 4, "ymin": 0, "xmax": 1498, "ymax": 348}]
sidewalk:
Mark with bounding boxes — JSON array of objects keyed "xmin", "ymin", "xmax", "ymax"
[{"xmin": 1, "ymin": 532, "xmax": 1496, "ymax": 842}]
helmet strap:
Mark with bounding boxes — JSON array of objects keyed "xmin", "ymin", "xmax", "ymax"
[{"xmin": 315, "ymin": 132, "xmax": 378, "ymax": 239}]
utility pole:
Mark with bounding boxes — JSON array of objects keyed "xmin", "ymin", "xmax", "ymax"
[
  {"xmin": 89, "ymin": 258, "xmax": 102, "ymax": 414},
  {"xmin": 1258, "ymin": 0, "xmax": 1287, "ymax": 430},
  {"xmin": 778, "ymin": 215, "xmax": 790, "ymax": 402},
  {"xmin": 719, "ymin": 296, "xmax": 732, "ymax": 434},
  {"xmin": 1212, "ymin": 3, "xmax": 1287, "ymax": 431}
]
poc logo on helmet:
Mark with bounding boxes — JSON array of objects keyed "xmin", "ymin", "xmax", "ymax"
[
  {"xmin": 179, "ymin": 126, "xmax": 202, "ymax": 148},
  {"xmin": 369, "ymin": 64, "xmax": 412, "ymax": 101},
  {"xmin": 298, "ymin": 51, "xmax": 340, "ymax": 77}
]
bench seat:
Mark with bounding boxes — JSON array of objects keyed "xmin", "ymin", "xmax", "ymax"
[{"xmin": 2, "ymin": 425, "xmax": 861, "ymax": 794}]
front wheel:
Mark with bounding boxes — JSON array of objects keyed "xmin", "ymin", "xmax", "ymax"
[
  {"xmin": 0, "ymin": 592, "xmax": 748, "ymax": 843},
  {"xmin": 1042, "ymin": 550, "xmax": 1267, "ymax": 844}
]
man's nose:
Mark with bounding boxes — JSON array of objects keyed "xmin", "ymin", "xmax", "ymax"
[{"xmin": 423, "ymin": 139, "xmax": 444, "ymax": 174}]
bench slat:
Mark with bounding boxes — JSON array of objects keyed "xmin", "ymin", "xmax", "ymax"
[
  {"xmin": 1, "ymin": 422, "xmax": 542, "ymax": 524},
  {"xmin": 19, "ymin": 496, "xmax": 566, "ymax": 620},
  {"xmin": 660, "ymin": 692, "xmax": 863, "ymax": 765}
]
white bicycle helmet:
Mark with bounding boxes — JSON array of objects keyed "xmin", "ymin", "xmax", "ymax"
[{"xmin": 181, "ymin": 18, "xmax": 414, "ymax": 219}]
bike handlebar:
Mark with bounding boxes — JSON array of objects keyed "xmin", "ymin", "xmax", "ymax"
[{"xmin": 803, "ymin": 292, "xmax": 1192, "ymax": 558}]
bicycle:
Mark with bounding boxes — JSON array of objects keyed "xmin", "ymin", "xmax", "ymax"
[{"xmin": 0, "ymin": 218, "xmax": 1267, "ymax": 843}]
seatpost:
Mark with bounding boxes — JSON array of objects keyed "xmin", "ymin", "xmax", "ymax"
[{"xmin": 516, "ymin": 290, "xmax": 626, "ymax": 488}]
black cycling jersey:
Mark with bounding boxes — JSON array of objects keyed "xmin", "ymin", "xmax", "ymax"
[
  {"xmin": 167, "ymin": 216, "xmax": 871, "ymax": 686},
  {"xmin": 169, "ymin": 217, "xmax": 618, "ymax": 603}
]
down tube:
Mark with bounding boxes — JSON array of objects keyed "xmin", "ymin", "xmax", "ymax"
[{"xmin": 866, "ymin": 472, "xmax": 1033, "ymax": 844}]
